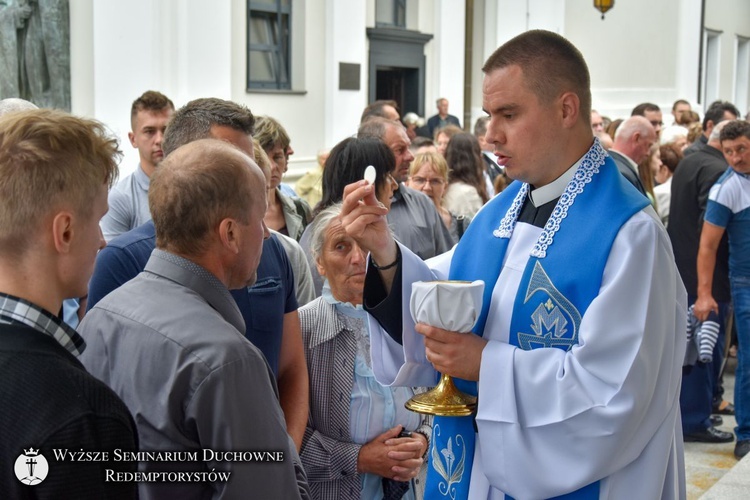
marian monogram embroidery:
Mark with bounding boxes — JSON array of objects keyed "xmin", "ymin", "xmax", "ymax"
[
  {"xmin": 516, "ymin": 261, "xmax": 582, "ymax": 351},
  {"xmin": 430, "ymin": 424, "xmax": 466, "ymax": 499}
]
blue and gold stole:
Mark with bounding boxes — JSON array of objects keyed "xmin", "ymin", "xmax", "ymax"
[{"xmin": 425, "ymin": 142, "xmax": 648, "ymax": 499}]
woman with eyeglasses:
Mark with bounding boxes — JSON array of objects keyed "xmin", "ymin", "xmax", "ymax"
[{"xmin": 407, "ymin": 151, "xmax": 469, "ymax": 241}]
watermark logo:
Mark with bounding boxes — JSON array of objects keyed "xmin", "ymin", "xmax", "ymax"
[{"xmin": 14, "ymin": 448, "xmax": 49, "ymax": 485}]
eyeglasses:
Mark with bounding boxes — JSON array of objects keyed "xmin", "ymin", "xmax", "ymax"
[{"xmin": 410, "ymin": 177, "xmax": 445, "ymax": 187}]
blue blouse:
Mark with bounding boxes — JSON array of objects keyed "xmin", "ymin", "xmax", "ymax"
[{"xmin": 322, "ymin": 282, "xmax": 420, "ymax": 499}]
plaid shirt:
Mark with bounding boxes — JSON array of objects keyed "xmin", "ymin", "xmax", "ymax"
[{"xmin": 0, "ymin": 293, "xmax": 85, "ymax": 356}]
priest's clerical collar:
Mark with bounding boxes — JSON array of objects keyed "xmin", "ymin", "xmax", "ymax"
[{"xmin": 528, "ymin": 154, "xmax": 585, "ymax": 207}]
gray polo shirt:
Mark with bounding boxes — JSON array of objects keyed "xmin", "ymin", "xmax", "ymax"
[
  {"xmin": 100, "ymin": 164, "xmax": 151, "ymax": 242},
  {"xmin": 79, "ymin": 249, "xmax": 309, "ymax": 500}
]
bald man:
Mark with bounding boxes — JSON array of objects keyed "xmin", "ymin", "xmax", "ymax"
[{"xmin": 609, "ymin": 115, "xmax": 656, "ymax": 195}]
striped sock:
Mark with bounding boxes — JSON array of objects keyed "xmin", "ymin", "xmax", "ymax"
[{"xmin": 699, "ymin": 320, "xmax": 720, "ymax": 363}]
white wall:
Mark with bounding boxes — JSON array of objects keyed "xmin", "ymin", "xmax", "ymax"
[
  {"xmin": 325, "ymin": 0, "xmax": 368, "ymax": 149},
  {"xmin": 467, "ymin": 0, "xmax": 750, "ymax": 125},
  {"xmin": 70, "ymin": 0, "xmax": 233, "ymax": 180},
  {"xmin": 69, "ymin": 0, "xmax": 94, "ymax": 118},
  {"xmin": 565, "ymin": 0, "xmax": 682, "ymax": 121},
  {"xmin": 428, "ymin": 0, "xmax": 466, "ymax": 127},
  {"xmin": 705, "ymin": 0, "xmax": 750, "ymax": 112},
  {"xmin": 483, "ymin": 0, "xmax": 564, "ymax": 52},
  {"xmin": 675, "ymin": 0, "xmax": 703, "ymax": 109}
]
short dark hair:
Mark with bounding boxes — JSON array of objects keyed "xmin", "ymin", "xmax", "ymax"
[
  {"xmin": 659, "ymin": 143, "xmax": 683, "ymax": 174},
  {"xmin": 719, "ymin": 120, "xmax": 750, "ymax": 143},
  {"xmin": 631, "ymin": 102, "xmax": 661, "ymax": 117},
  {"xmin": 130, "ymin": 90, "xmax": 174, "ymax": 128},
  {"xmin": 482, "ymin": 30, "xmax": 591, "ymax": 119},
  {"xmin": 162, "ymin": 98, "xmax": 255, "ymax": 157},
  {"xmin": 672, "ymin": 99, "xmax": 690, "ymax": 111},
  {"xmin": 318, "ymin": 137, "xmax": 395, "ymax": 215},
  {"xmin": 703, "ymin": 100, "xmax": 740, "ymax": 131},
  {"xmin": 361, "ymin": 100, "xmax": 399, "ymax": 123},
  {"xmin": 410, "ymin": 136, "xmax": 434, "ymax": 149},
  {"xmin": 473, "ymin": 116, "xmax": 490, "ymax": 138}
]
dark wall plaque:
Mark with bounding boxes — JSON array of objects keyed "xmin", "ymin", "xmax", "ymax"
[{"xmin": 339, "ymin": 62, "xmax": 361, "ymax": 91}]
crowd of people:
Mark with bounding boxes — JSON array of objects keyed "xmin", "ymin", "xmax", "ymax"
[
  {"xmin": 591, "ymin": 97, "xmax": 750, "ymax": 460},
  {"xmin": 1, "ymin": 28, "xmax": 750, "ymax": 499}
]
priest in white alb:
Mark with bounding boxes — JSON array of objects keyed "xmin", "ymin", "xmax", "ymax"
[{"xmin": 339, "ymin": 30, "xmax": 687, "ymax": 500}]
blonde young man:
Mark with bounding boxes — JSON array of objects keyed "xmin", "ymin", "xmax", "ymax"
[{"xmin": 0, "ymin": 110, "xmax": 137, "ymax": 498}]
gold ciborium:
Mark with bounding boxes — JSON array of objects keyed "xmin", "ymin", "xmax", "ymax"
[{"xmin": 405, "ymin": 280, "xmax": 484, "ymax": 417}]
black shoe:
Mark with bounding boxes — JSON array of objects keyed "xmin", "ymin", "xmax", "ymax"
[
  {"xmin": 710, "ymin": 414, "xmax": 724, "ymax": 427},
  {"xmin": 684, "ymin": 426, "xmax": 734, "ymax": 443},
  {"xmin": 735, "ymin": 440, "xmax": 750, "ymax": 459},
  {"xmin": 713, "ymin": 401, "xmax": 735, "ymax": 415}
]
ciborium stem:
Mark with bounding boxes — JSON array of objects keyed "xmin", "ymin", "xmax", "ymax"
[{"xmin": 405, "ymin": 373, "xmax": 477, "ymax": 417}]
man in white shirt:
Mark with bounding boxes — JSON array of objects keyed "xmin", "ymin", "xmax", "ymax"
[{"xmin": 100, "ymin": 90, "xmax": 174, "ymax": 241}]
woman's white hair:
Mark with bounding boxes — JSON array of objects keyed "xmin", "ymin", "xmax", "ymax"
[
  {"xmin": 403, "ymin": 112, "xmax": 425, "ymax": 127},
  {"xmin": 660, "ymin": 125, "xmax": 688, "ymax": 146},
  {"xmin": 308, "ymin": 203, "xmax": 344, "ymax": 262}
]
